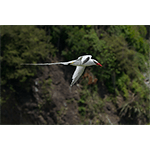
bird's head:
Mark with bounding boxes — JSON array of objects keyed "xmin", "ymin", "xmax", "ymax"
[{"xmin": 93, "ymin": 59, "xmax": 102, "ymax": 67}]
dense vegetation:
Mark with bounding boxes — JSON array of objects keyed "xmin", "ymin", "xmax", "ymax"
[{"xmin": 1, "ymin": 25, "xmax": 150, "ymax": 124}]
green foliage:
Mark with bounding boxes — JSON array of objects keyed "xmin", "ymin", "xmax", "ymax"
[
  {"xmin": 131, "ymin": 79, "xmax": 148, "ymax": 99},
  {"xmin": 0, "ymin": 97, "xmax": 6, "ymax": 105},
  {"xmin": 58, "ymin": 25, "xmax": 149, "ymax": 123},
  {"xmin": 1, "ymin": 25, "xmax": 57, "ymax": 110},
  {"xmin": 78, "ymin": 81, "xmax": 105, "ymax": 121},
  {"xmin": 41, "ymin": 78, "xmax": 52, "ymax": 103},
  {"xmin": 78, "ymin": 84, "xmax": 90, "ymax": 116},
  {"xmin": 78, "ymin": 106, "xmax": 86, "ymax": 116},
  {"xmin": 117, "ymin": 73, "xmax": 130, "ymax": 99},
  {"xmin": 120, "ymin": 101, "xmax": 141, "ymax": 118},
  {"xmin": 62, "ymin": 26, "xmax": 91, "ymax": 60},
  {"xmin": 1, "ymin": 25, "xmax": 149, "ymax": 124},
  {"xmin": 1, "ymin": 25, "xmax": 56, "ymax": 88},
  {"xmin": 50, "ymin": 25, "xmax": 149, "ymax": 96}
]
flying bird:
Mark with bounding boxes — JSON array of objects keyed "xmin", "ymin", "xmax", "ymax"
[{"xmin": 22, "ymin": 55, "xmax": 102, "ymax": 86}]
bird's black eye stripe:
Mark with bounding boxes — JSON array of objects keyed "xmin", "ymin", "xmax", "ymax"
[
  {"xmin": 83, "ymin": 57, "xmax": 90, "ymax": 64},
  {"xmin": 93, "ymin": 60, "xmax": 97, "ymax": 64}
]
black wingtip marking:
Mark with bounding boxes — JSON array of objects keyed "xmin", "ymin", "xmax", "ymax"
[{"xmin": 83, "ymin": 57, "xmax": 90, "ymax": 64}]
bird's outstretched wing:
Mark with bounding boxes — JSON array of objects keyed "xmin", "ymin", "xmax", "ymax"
[
  {"xmin": 21, "ymin": 60, "xmax": 75, "ymax": 66},
  {"xmin": 77, "ymin": 55, "xmax": 92, "ymax": 60},
  {"xmin": 70, "ymin": 66, "xmax": 85, "ymax": 86}
]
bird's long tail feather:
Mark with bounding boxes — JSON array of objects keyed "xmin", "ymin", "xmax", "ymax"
[
  {"xmin": 21, "ymin": 63, "xmax": 58, "ymax": 65},
  {"xmin": 21, "ymin": 62, "xmax": 68, "ymax": 66},
  {"xmin": 21, "ymin": 60, "xmax": 76, "ymax": 66}
]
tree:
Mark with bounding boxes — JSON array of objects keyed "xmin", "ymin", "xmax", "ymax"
[{"xmin": 1, "ymin": 25, "xmax": 56, "ymax": 90}]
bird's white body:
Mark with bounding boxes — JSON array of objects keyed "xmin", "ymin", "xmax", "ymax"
[
  {"xmin": 71, "ymin": 55, "xmax": 95, "ymax": 66},
  {"xmin": 22, "ymin": 55, "xmax": 102, "ymax": 86}
]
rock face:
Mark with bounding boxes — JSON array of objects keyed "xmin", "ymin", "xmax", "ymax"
[
  {"xmin": 20, "ymin": 59, "xmax": 82, "ymax": 125},
  {"xmin": 1, "ymin": 57, "xmax": 148, "ymax": 125},
  {"xmin": 1, "ymin": 57, "xmax": 84, "ymax": 125}
]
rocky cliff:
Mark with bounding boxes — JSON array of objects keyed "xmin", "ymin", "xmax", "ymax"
[{"xmin": 1, "ymin": 57, "xmax": 148, "ymax": 125}]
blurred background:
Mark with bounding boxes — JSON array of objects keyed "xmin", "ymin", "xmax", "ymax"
[{"xmin": 1, "ymin": 25, "xmax": 150, "ymax": 125}]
